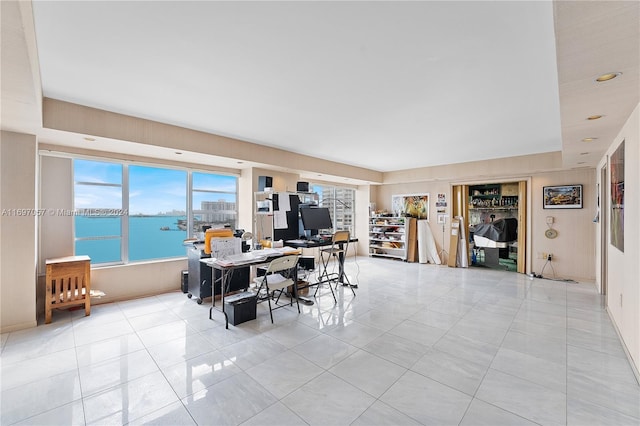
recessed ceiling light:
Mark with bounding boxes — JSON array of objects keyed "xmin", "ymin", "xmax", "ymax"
[
  {"xmin": 175, "ymin": 151, "xmax": 182, "ymax": 155},
  {"xmin": 577, "ymin": 162, "xmax": 586, "ymax": 165},
  {"xmin": 237, "ymin": 161, "xmax": 244, "ymax": 164},
  {"xmin": 582, "ymin": 137, "xmax": 598, "ymax": 142},
  {"xmin": 83, "ymin": 137, "xmax": 96, "ymax": 142},
  {"xmin": 580, "ymin": 152, "xmax": 589, "ymax": 155},
  {"xmin": 595, "ymin": 72, "xmax": 622, "ymax": 82},
  {"xmin": 587, "ymin": 115, "xmax": 604, "ymax": 120}
]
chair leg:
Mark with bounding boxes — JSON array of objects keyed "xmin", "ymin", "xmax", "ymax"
[
  {"xmin": 266, "ymin": 287, "xmax": 274, "ymax": 323},
  {"xmin": 318, "ymin": 252, "xmax": 331, "ymax": 284},
  {"xmin": 339, "ymin": 272, "xmax": 356, "ymax": 297},
  {"xmin": 316, "ymin": 252, "xmax": 337, "ymax": 303}
]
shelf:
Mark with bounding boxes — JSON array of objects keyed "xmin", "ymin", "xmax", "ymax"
[
  {"xmin": 369, "ymin": 216, "xmax": 413, "ymax": 261},
  {"xmin": 369, "ymin": 252, "xmax": 405, "ymax": 260},
  {"xmin": 469, "ymin": 207, "xmax": 518, "ymax": 211}
]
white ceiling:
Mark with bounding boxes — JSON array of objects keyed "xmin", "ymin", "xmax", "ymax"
[
  {"xmin": 30, "ymin": 0, "xmax": 565, "ymax": 172},
  {"xmin": 3, "ymin": 1, "xmax": 637, "ymax": 176}
]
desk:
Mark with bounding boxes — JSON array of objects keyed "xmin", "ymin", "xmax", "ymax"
[
  {"xmin": 201, "ymin": 248, "xmax": 300, "ymax": 329},
  {"xmin": 285, "ymin": 238, "xmax": 358, "ymax": 288}
]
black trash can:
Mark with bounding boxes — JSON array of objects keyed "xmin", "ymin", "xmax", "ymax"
[{"xmin": 224, "ymin": 292, "xmax": 257, "ymax": 326}]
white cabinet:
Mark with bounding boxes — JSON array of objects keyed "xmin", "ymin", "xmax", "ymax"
[{"xmin": 369, "ymin": 216, "xmax": 408, "ymax": 260}]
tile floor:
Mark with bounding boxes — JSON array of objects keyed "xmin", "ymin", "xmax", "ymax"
[{"xmin": 1, "ymin": 257, "xmax": 639, "ymax": 425}]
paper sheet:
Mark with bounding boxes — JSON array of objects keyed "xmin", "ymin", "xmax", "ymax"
[
  {"xmin": 210, "ymin": 237, "xmax": 241, "ymax": 259},
  {"xmin": 274, "ymin": 210, "xmax": 288, "ymax": 229},
  {"xmin": 277, "ymin": 193, "xmax": 291, "ymax": 212}
]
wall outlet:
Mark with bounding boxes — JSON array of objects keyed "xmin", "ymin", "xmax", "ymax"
[
  {"xmin": 547, "ymin": 253, "xmax": 553, "ymax": 261},
  {"xmin": 546, "ymin": 216, "xmax": 554, "ymax": 224}
]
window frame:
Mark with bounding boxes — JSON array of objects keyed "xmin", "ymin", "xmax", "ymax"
[
  {"xmin": 310, "ymin": 183, "xmax": 356, "ymax": 237},
  {"xmin": 70, "ymin": 156, "xmax": 238, "ymax": 266}
]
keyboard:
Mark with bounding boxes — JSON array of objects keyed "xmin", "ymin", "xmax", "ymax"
[{"xmin": 285, "ymin": 239, "xmax": 308, "ymax": 244}]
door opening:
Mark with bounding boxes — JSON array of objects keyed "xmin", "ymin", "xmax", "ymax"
[
  {"xmin": 600, "ymin": 163, "xmax": 608, "ymax": 295},
  {"xmin": 460, "ymin": 181, "xmax": 526, "ymax": 273}
]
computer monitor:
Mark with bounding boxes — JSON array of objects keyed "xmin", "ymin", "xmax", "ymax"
[{"xmin": 300, "ymin": 207, "xmax": 333, "ymax": 233}]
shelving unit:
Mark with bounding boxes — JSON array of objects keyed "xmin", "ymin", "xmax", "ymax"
[
  {"xmin": 469, "ymin": 184, "xmax": 518, "ymax": 210},
  {"xmin": 369, "ymin": 216, "xmax": 408, "ymax": 260}
]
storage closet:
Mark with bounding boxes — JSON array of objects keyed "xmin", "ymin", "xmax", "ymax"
[{"xmin": 466, "ymin": 182, "xmax": 526, "ymax": 272}]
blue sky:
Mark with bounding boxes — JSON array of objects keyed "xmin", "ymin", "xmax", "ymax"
[{"xmin": 74, "ymin": 159, "xmax": 236, "ymax": 215}]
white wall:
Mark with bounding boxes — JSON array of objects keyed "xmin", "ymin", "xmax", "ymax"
[
  {"xmin": 1, "ymin": 131, "xmax": 38, "ymax": 332},
  {"xmin": 375, "ymin": 163, "xmax": 596, "ymax": 281},
  {"xmin": 598, "ymin": 102, "xmax": 640, "ymax": 375},
  {"xmin": 530, "ymin": 169, "xmax": 596, "ymax": 281}
]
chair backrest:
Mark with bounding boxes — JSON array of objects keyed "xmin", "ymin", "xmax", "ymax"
[
  {"xmin": 266, "ymin": 255, "xmax": 299, "ymax": 274},
  {"xmin": 332, "ymin": 230, "xmax": 350, "ymax": 244}
]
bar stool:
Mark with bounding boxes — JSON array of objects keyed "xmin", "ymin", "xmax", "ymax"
[{"xmin": 315, "ymin": 230, "xmax": 355, "ymax": 301}]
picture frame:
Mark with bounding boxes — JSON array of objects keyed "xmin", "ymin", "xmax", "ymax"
[
  {"xmin": 543, "ymin": 184, "xmax": 583, "ymax": 209},
  {"xmin": 391, "ymin": 193, "xmax": 429, "ymax": 220}
]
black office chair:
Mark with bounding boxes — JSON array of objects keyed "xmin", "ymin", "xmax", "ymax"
[
  {"xmin": 252, "ymin": 255, "xmax": 300, "ymax": 323},
  {"xmin": 316, "ymin": 230, "xmax": 355, "ymax": 301}
]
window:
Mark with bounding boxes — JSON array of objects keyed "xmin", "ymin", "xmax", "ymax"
[
  {"xmin": 73, "ymin": 159, "xmax": 237, "ymax": 265},
  {"xmin": 129, "ymin": 166, "xmax": 187, "ymax": 261},
  {"xmin": 192, "ymin": 172, "xmax": 237, "ymax": 236},
  {"xmin": 74, "ymin": 159, "xmax": 123, "ymax": 264},
  {"xmin": 311, "ymin": 184, "xmax": 356, "ymax": 236}
]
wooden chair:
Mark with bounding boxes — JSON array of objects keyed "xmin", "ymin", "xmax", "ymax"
[
  {"xmin": 253, "ymin": 255, "xmax": 299, "ymax": 323},
  {"xmin": 45, "ymin": 256, "xmax": 91, "ymax": 324}
]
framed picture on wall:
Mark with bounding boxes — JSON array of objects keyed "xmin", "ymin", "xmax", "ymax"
[
  {"xmin": 543, "ymin": 184, "xmax": 583, "ymax": 209},
  {"xmin": 610, "ymin": 140, "xmax": 624, "ymax": 252},
  {"xmin": 391, "ymin": 193, "xmax": 429, "ymax": 219}
]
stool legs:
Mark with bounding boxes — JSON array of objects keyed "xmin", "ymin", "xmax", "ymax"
[{"xmin": 315, "ymin": 251, "xmax": 337, "ymax": 303}]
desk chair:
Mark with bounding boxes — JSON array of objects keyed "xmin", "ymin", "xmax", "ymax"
[
  {"xmin": 316, "ymin": 230, "xmax": 355, "ymax": 301},
  {"xmin": 253, "ymin": 255, "xmax": 299, "ymax": 323}
]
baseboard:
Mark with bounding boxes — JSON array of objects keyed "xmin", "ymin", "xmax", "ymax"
[
  {"xmin": 606, "ymin": 307, "xmax": 640, "ymax": 385},
  {"xmin": 1, "ymin": 319, "xmax": 38, "ymax": 334}
]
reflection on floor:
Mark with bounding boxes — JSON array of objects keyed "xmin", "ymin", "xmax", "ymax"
[
  {"xmin": 471, "ymin": 247, "xmax": 518, "ymax": 272},
  {"xmin": 1, "ymin": 257, "xmax": 638, "ymax": 425},
  {"xmin": 472, "ymin": 258, "xmax": 518, "ymax": 273}
]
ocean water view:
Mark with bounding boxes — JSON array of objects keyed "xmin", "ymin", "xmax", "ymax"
[{"xmin": 75, "ymin": 215, "xmax": 187, "ymax": 263}]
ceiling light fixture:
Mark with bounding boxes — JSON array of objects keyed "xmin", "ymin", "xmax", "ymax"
[
  {"xmin": 587, "ymin": 115, "xmax": 603, "ymax": 120},
  {"xmin": 595, "ymin": 72, "xmax": 621, "ymax": 82},
  {"xmin": 175, "ymin": 151, "xmax": 182, "ymax": 155},
  {"xmin": 83, "ymin": 137, "xmax": 96, "ymax": 142},
  {"xmin": 582, "ymin": 137, "xmax": 597, "ymax": 142},
  {"xmin": 577, "ymin": 162, "xmax": 586, "ymax": 165},
  {"xmin": 580, "ymin": 152, "xmax": 589, "ymax": 155}
]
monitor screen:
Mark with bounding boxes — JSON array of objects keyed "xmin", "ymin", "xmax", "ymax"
[{"xmin": 300, "ymin": 207, "xmax": 333, "ymax": 231}]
